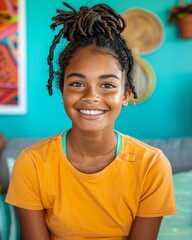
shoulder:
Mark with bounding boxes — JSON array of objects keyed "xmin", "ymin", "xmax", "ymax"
[
  {"xmin": 25, "ymin": 133, "xmax": 61, "ymax": 151},
  {"xmin": 121, "ymin": 133, "xmax": 163, "ymax": 156},
  {"xmin": 119, "ymin": 133, "xmax": 171, "ymax": 173},
  {"xmin": 15, "ymin": 133, "xmax": 63, "ymax": 166}
]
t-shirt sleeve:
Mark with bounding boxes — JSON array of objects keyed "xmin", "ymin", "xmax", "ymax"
[
  {"xmin": 5, "ymin": 150, "xmax": 44, "ymax": 210},
  {"xmin": 137, "ymin": 151, "xmax": 177, "ymax": 217}
]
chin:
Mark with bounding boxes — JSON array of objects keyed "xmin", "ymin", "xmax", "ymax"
[{"xmin": 78, "ymin": 126, "xmax": 102, "ymax": 134}]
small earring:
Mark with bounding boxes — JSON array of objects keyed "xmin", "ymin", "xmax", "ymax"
[{"xmin": 122, "ymin": 100, "xmax": 128, "ymax": 106}]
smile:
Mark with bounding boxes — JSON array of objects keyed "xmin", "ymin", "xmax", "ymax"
[{"xmin": 79, "ymin": 109, "xmax": 105, "ymax": 115}]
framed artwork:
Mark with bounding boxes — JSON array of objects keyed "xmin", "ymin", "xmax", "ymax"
[{"xmin": 0, "ymin": 0, "xmax": 26, "ymax": 114}]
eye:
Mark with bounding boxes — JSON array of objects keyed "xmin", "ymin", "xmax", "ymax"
[
  {"xmin": 69, "ymin": 82, "xmax": 84, "ymax": 87},
  {"xmin": 100, "ymin": 83, "xmax": 116, "ymax": 89}
]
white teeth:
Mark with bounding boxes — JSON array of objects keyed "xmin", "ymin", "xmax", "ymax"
[{"xmin": 79, "ymin": 109, "xmax": 104, "ymax": 115}]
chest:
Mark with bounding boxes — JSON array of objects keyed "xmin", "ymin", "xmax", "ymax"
[
  {"xmin": 66, "ymin": 143, "xmax": 117, "ymax": 174},
  {"xmin": 67, "ymin": 154, "xmax": 116, "ymax": 174},
  {"xmin": 40, "ymin": 162, "xmax": 138, "ymax": 239}
]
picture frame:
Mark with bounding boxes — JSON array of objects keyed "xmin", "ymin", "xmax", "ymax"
[{"xmin": 0, "ymin": 0, "xmax": 26, "ymax": 114}]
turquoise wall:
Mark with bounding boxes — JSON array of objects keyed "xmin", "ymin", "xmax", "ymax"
[{"xmin": 0, "ymin": 0, "xmax": 192, "ymax": 139}]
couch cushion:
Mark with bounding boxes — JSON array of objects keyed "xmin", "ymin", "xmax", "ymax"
[
  {"xmin": 0, "ymin": 138, "xmax": 42, "ymax": 193},
  {"xmin": 158, "ymin": 170, "xmax": 192, "ymax": 240}
]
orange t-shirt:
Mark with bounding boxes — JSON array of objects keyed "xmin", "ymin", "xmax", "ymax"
[{"xmin": 6, "ymin": 133, "xmax": 177, "ymax": 239}]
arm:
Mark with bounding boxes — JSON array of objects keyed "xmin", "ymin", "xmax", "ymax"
[
  {"xmin": 17, "ymin": 208, "xmax": 51, "ymax": 240},
  {"xmin": 128, "ymin": 216, "xmax": 163, "ymax": 240}
]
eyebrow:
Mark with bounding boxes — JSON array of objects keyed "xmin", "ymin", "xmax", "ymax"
[
  {"xmin": 99, "ymin": 74, "xmax": 120, "ymax": 80},
  {"xmin": 66, "ymin": 73, "xmax": 85, "ymax": 79},
  {"xmin": 66, "ymin": 73, "xmax": 120, "ymax": 80}
]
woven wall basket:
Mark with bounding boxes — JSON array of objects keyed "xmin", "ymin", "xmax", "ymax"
[{"xmin": 122, "ymin": 8, "xmax": 164, "ymax": 55}]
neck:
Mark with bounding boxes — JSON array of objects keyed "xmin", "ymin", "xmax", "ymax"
[{"xmin": 67, "ymin": 127, "xmax": 117, "ymax": 157}]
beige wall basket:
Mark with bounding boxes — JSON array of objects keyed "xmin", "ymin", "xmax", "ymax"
[{"xmin": 122, "ymin": 8, "xmax": 164, "ymax": 55}]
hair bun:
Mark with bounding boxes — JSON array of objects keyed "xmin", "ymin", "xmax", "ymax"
[{"xmin": 50, "ymin": 2, "xmax": 126, "ymax": 41}]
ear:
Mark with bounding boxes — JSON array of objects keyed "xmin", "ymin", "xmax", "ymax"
[{"xmin": 122, "ymin": 88, "xmax": 131, "ymax": 106}]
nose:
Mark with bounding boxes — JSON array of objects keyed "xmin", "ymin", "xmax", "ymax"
[{"xmin": 81, "ymin": 86, "xmax": 100, "ymax": 103}]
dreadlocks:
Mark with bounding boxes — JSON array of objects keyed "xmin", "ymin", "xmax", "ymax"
[{"xmin": 47, "ymin": 2, "xmax": 137, "ymax": 98}]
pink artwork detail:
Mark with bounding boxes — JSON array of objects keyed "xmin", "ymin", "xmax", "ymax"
[{"xmin": 0, "ymin": 0, "xmax": 19, "ymax": 105}]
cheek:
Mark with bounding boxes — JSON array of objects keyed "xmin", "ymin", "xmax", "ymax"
[
  {"xmin": 104, "ymin": 90, "xmax": 124, "ymax": 104},
  {"xmin": 63, "ymin": 90, "xmax": 80, "ymax": 109},
  {"xmin": 63, "ymin": 99, "xmax": 73, "ymax": 117}
]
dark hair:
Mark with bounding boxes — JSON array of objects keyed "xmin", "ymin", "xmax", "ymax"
[{"xmin": 47, "ymin": 2, "xmax": 137, "ymax": 98}]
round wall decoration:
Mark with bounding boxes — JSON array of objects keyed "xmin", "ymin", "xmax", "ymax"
[
  {"xmin": 122, "ymin": 8, "xmax": 164, "ymax": 55},
  {"xmin": 130, "ymin": 55, "xmax": 156, "ymax": 104}
]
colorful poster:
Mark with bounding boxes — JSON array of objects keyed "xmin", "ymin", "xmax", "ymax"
[{"xmin": 0, "ymin": 0, "xmax": 26, "ymax": 114}]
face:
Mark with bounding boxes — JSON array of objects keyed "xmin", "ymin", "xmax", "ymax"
[{"xmin": 62, "ymin": 45, "xmax": 130, "ymax": 133}]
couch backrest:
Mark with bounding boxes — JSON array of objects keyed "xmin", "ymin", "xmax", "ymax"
[
  {"xmin": 0, "ymin": 137, "xmax": 192, "ymax": 193},
  {"xmin": 143, "ymin": 138, "xmax": 192, "ymax": 173}
]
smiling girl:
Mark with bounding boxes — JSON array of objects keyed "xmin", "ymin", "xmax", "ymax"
[{"xmin": 6, "ymin": 2, "xmax": 177, "ymax": 240}]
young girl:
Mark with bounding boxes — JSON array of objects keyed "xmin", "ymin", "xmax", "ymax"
[{"xmin": 6, "ymin": 2, "xmax": 177, "ymax": 240}]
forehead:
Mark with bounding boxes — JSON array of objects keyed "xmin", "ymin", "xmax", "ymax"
[{"xmin": 65, "ymin": 45, "xmax": 122, "ymax": 73}]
